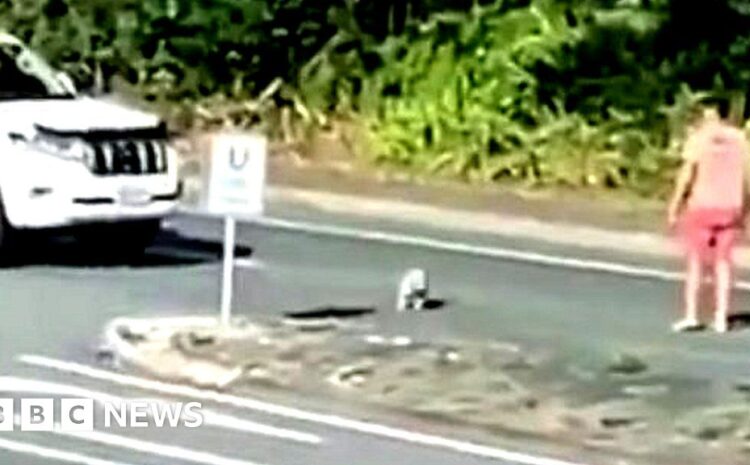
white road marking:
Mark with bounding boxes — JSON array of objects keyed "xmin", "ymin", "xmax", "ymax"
[
  {"xmin": 21, "ymin": 355, "xmax": 588, "ymax": 465},
  {"xmin": 0, "ymin": 377, "xmax": 321, "ymax": 445},
  {"xmin": 57, "ymin": 429, "xmax": 263, "ymax": 465},
  {"xmin": 234, "ymin": 258, "xmax": 266, "ymax": 270},
  {"xmin": 8, "ymin": 415, "xmax": 263, "ymax": 465},
  {"xmin": 0, "ymin": 437, "xmax": 134, "ymax": 465},
  {"xmin": 249, "ymin": 216, "xmax": 750, "ymax": 291}
]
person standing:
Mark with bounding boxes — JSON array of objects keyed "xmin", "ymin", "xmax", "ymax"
[{"xmin": 668, "ymin": 108, "xmax": 750, "ymax": 333}]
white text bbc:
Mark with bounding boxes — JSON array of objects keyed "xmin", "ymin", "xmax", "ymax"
[{"xmin": 0, "ymin": 399, "xmax": 204, "ymax": 431}]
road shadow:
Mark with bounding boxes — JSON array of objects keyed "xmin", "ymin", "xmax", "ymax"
[
  {"xmin": 728, "ymin": 312, "xmax": 750, "ymax": 331},
  {"xmin": 421, "ymin": 298, "xmax": 447, "ymax": 311},
  {"xmin": 280, "ymin": 300, "xmax": 447, "ymax": 322},
  {"xmin": 5, "ymin": 229, "xmax": 253, "ymax": 269},
  {"xmin": 284, "ymin": 306, "xmax": 377, "ymax": 320}
]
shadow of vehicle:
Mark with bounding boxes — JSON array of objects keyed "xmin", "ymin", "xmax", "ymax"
[{"xmin": 4, "ymin": 228, "xmax": 253, "ymax": 268}]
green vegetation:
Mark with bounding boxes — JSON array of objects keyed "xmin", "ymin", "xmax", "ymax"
[{"xmin": 2, "ymin": 0, "xmax": 750, "ymax": 195}]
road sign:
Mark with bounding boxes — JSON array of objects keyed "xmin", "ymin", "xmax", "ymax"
[
  {"xmin": 206, "ymin": 132, "xmax": 267, "ymax": 217},
  {"xmin": 206, "ymin": 132, "xmax": 268, "ymax": 326}
]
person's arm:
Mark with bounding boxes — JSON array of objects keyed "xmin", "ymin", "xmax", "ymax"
[{"xmin": 667, "ymin": 159, "xmax": 696, "ymax": 228}]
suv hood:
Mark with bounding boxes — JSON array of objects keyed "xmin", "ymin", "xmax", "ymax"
[{"xmin": 0, "ymin": 97, "xmax": 161, "ymax": 133}]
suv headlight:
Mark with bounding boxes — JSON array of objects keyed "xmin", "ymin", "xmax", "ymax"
[{"xmin": 29, "ymin": 133, "xmax": 93, "ymax": 163}]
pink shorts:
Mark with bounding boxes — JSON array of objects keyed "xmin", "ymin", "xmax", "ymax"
[{"xmin": 680, "ymin": 208, "xmax": 742, "ymax": 263}]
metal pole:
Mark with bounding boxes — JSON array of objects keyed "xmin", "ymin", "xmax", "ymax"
[{"xmin": 220, "ymin": 215, "xmax": 236, "ymax": 326}]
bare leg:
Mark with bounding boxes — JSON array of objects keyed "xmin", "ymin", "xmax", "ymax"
[
  {"xmin": 673, "ymin": 253, "xmax": 702, "ymax": 331},
  {"xmin": 713, "ymin": 259, "xmax": 732, "ymax": 333},
  {"xmin": 685, "ymin": 253, "xmax": 702, "ymax": 322}
]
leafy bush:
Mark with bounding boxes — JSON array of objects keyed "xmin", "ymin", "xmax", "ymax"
[{"xmin": 1, "ymin": 0, "xmax": 747, "ymax": 195}]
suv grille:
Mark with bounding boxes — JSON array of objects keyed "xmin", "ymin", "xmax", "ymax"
[{"xmin": 89, "ymin": 140, "xmax": 167, "ymax": 175}]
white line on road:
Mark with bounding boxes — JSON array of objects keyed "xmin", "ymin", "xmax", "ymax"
[
  {"xmin": 0, "ymin": 437, "xmax": 134, "ymax": 465},
  {"xmin": 57, "ymin": 429, "xmax": 263, "ymax": 465},
  {"xmin": 249, "ymin": 216, "xmax": 750, "ymax": 291},
  {"xmin": 20, "ymin": 355, "xmax": 588, "ymax": 465},
  {"xmin": 0, "ymin": 377, "xmax": 321, "ymax": 445},
  {"xmin": 234, "ymin": 258, "xmax": 266, "ymax": 270}
]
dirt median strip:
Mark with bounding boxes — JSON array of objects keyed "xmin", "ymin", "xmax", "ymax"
[{"xmin": 95, "ymin": 316, "xmax": 750, "ymax": 465}]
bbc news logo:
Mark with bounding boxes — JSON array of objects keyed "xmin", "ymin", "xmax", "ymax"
[{"xmin": 0, "ymin": 399, "xmax": 204, "ymax": 431}]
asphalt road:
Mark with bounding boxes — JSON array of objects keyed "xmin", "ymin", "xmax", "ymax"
[{"xmin": 1, "ymin": 201, "xmax": 750, "ymax": 465}]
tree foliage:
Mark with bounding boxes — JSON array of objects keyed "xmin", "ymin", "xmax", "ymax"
[{"xmin": 1, "ymin": 0, "xmax": 748, "ymax": 195}]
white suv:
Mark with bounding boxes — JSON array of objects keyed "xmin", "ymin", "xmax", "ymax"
[{"xmin": 0, "ymin": 33, "xmax": 180, "ymax": 253}]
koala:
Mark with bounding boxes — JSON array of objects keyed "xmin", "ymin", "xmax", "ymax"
[{"xmin": 397, "ymin": 268, "xmax": 429, "ymax": 311}]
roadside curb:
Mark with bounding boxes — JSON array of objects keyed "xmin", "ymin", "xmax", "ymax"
[
  {"xmin": 180, "ymin": 185, "xmax": 750, "ymax": 269},
  {"xmin": 267, "ymin": 186, "xmax": 678, "ymax": 256},
  {"xmin": 101, "ymin": 316, "xmax": 246, "ymax": 390}
]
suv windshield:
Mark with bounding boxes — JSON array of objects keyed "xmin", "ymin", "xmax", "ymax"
[{"xmin": 0, "ymin": 41, "xmax": 74, "ymax": 100}]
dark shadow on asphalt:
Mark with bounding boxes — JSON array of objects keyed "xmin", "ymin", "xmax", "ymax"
[
  {"xmin": 284, "ymin": 306, "xmax": 377, "ymax": 320},
  {"xmin": 282, "ymin": 300, "xmax": 447, "ymax": 321},
  {"xmin": 421, "ymin": 298, "xmax": 447, "ymax": 311},
  {"xmin": 728, "ymin": 312, "xmax": 750, "ymax": 331},
  {"xmin": 3, "ymin": 229, "xmax": 253, "ymax": 269}
]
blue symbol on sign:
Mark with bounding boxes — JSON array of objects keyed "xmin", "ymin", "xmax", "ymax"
[{"xmin": 229, "ymin": 146, "xmax": 250, "ymax": 170}]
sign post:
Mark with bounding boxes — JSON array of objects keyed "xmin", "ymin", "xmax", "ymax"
[
  {"xmin": 220, "ymin": 215, "xmax": 236, "ymax": 326},
  {"xmin": 206, "ymin": 132, "xmax": 267, "ymax": 326}
]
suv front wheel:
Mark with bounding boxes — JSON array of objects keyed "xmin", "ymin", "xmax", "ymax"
[{"xmin": 0, "ymin": 194, "xmax": 21, "ymax": 264}]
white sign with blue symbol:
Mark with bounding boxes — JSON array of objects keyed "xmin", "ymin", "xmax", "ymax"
[
  {"xmin": 207, "ymin": 132, "xmax": 267, "ymax": 217},
  {"xmin": 206, "ymin": 132, "xmax": 267, "ymax": 325}
]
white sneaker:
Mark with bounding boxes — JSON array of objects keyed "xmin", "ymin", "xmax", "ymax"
[
  {"xmin": 713, "ymin": 318, "xmax": 729, "ymax": 334},
  {"xmin": 672, "ymin": 318, "xmax": 702, "ymax": 333}
]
